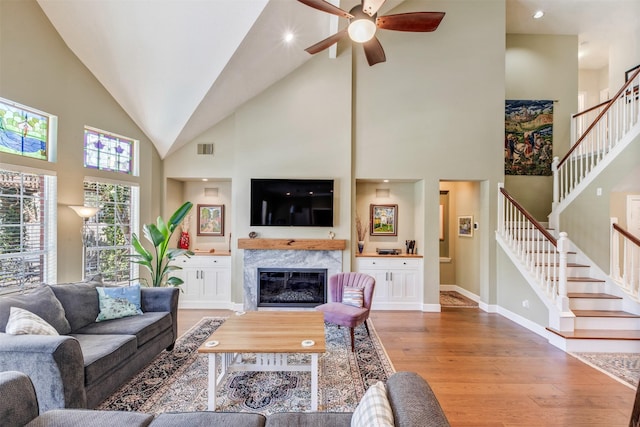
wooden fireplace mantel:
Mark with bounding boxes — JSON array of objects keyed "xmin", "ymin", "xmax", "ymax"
[{"xmin": 237, "ymin": 238, "xmax": 346, "ymax": 251}]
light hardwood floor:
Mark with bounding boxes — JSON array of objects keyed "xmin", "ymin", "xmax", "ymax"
[{"xmin": 177, "ymin": 307, "xmax": 636, "ymax": 426}]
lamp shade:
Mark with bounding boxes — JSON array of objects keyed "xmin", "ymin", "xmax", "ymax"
[{"xmin": 69, "ymin": 205, "xmax": 100, "ymax": 218}]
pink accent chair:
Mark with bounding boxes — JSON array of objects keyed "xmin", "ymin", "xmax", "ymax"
[{"xmin": 315, "ymin": 272, "xmax": 376, "ymax": 352}]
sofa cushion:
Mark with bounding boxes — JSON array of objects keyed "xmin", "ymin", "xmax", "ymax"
[
  {"xmin": 71, "ymin": 334, "xmax": 137, "ymax": 385},
  {"xmin": 0, "ymin": 286, "xmax": 71, "ymax": 335},
  {"xmin": 351, "ymin": 381, "xmax": 394, "ymax": 427},
  {"xmin": 96, "ymin": 285, "xmax": 143, "ymax": 322},
  {"xmin": 49, "ymin": 281, "xmax": 102, "ymax": 331},
  {"xmin": 5, "ymin": 307, "xmax": 59, "ymax": 336},
  {"xmin": 266, "ymin": 412, "xmax": 352, "ymax": 427},
  {"xmin": 152, "ymin": 412, "xmax": 267, "ymax": 427},
  {"xmin": 74, "ymin": 312, "xmax": 172, "ymax": 348},
  {"xmin": 26, "ymin": 409, "xmax": 153, "ymax": 427}
]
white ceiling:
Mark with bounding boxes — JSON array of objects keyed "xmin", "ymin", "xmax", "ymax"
[{"xmin": 36, "ymin": 0, "xmax": 640, "ymax": 158}]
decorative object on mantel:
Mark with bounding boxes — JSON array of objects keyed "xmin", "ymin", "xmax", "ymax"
[
  {"xmin": 405, "ymin": 240, "xmax": 416, "ymax": 254},
  {"xmin": 355, "ymin": 213, "xmax": 368, "ymax": 254},
  {"xmin": 248, "ymin": 231, "xmax": 258, "ymax": 239},
  {"xmin": 328, "ymin": 231, "xmax": 335, "ymax": 240}
]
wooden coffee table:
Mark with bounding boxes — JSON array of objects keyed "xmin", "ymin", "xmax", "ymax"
[{"xmin": 197, "ymin": 311, "xmax": 326, "ymax": 411}]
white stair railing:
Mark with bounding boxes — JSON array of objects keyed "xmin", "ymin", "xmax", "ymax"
[
  {"xmin": 553, "ymin": 67, "xmax": 640, "ymax": 209},
  {"xmin": 498, "ymin": 185, "xmax": 570, "ymax": 313},
  {"xmin": 611, "ymin": 217, "xmax": 640, "ymax": 300}
]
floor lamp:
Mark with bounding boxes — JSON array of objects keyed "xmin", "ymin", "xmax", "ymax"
[{"xmin": 69, "ymin": 205, "xmax": 100, "ymax": 279}]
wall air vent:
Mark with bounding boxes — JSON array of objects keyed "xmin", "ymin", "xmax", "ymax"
[{"xmin": 197, "ymin": 143, "xmax": 214, "ymax": 155}]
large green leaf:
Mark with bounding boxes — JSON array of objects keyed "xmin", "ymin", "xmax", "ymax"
[{"xmin": 133, "ymin": 202, "xmax": 193, "ymax": 287}]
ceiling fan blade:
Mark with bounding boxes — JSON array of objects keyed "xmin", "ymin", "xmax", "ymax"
[
  {"xmin": 363, "ymin": 36, "xmax": 386, "ymax": 66},
  {"xmin": 305, "ymin": 29, "xmax": 348, "ymax": 55},
  {"xmin": 297, "ymin": 0, "xmax": 354, "ymax": 19},
  {"xmin": 377, "ymin": 12, "xmax": 445, "ymax": 32},
  {"xmin": 362, "ymin": 0, "xmax": 387, "ymax": 17}
]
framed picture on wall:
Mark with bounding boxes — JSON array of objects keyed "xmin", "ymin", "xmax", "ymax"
[
  {"xmin": 458, "ymin": 215, "xmax": 473, "ymax": 237},
  {"xmin": 197, "ymin": 204, "xmax": 224, "ymax": 236},
  {"xmin": 370, "ymin": 204, "xmax": 398, "ymax": 236}
]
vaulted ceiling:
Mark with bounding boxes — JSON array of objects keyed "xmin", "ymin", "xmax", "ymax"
[{"xmin": 36, "ymin": 0, "xmax": 640, "ymax": 158}]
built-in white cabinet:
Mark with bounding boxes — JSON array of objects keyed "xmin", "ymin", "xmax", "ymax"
[
  {"xmin": 356, "ymin": 257, "xmax": 423, "ymax": 310},
  {"xmin": 170, "ymin": 255, "xmax": 231, "ymax": 309}
]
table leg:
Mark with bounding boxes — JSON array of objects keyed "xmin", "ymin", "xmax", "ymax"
[
  {"xmin": 311, "ymin": 353, "xmax": 318, "ymax": 411},
  {"xmin": 207, "ymin": 353, "xmax": 217, "ymax": 411}
]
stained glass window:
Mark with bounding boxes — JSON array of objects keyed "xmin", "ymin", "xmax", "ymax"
[
  {"xmin": 0, "ymin": 97, "xmax": 52, "ymax": 161},
  {"xmin": 84, "ymin": 127, "xmax": 135, "ymax": 174}
]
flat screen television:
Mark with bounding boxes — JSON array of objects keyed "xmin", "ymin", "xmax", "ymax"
[{"xmin": 250, "ymin": 179, "xmax": 334, "ymax": 227}]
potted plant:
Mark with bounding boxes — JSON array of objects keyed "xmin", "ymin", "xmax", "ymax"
[
  {"xmin": 356, "ymin": 213, "xmax": 368, "ymax": 254},
  {"xmin": 130, "ymin": 201, "xmax": 194, "ymax": 287}
]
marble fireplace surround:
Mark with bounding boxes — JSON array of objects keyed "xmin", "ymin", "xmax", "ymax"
[{"xmin": 239, "ymin": 239, "xmax": 346, "ymax": 310}]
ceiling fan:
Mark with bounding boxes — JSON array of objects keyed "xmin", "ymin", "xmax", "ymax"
[{"xmin": 298, "ymin": 0, "xmax": 445, "ymax": 66}]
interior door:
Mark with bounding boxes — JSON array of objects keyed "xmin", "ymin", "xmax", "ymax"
[{"xmin": 628, "ymin": 195, "xmax": 640, "ymax": 238}]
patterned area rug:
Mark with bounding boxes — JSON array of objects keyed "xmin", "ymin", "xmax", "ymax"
[
  {"xmin": 572, "ymin": 352, "xmax": 640, "ymax": 389},
  {"xmin": 97, "ymin": 317, "xmax": 395, "ymax": 414},
  {"xmin": 440, "ymin": 291, "xmax": 478, "ymax": 308}
]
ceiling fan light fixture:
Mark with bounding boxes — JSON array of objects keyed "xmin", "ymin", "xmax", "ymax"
[{"xmin": 348, "ymin": 19, "xmax": 377, "ymax": 43}]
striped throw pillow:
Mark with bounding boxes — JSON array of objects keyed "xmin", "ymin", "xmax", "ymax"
[
  {"xmin": 5, "ymin": 306, "xmax": 59, "ymax": 336},
  {"xmin": 351, "ymin": 381, "xmax": 394, "ymax": 427},
  {"xmin": 342, "ymin": 287, "xmax": 364, "ymax": 308}
]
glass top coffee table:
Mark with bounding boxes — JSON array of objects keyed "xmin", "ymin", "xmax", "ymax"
[{"xmin": 197, "ymin": 311, "xmax": 326, "ymax": 411}]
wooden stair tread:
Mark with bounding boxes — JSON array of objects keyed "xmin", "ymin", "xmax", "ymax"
[
  {"xmin": 565, "ymin": 277, "xmax": 605, "ymax": 282},
  {"xmin": 547, "ymin": 327, "xmax": 640, "ymax": 340},
  {"xmin": 572, "ymin": 310, "xmax": 640, "ymax": 318},
  {"xmin": 536, "ymin": 263, "xmax": 589, "ymax": 267},
  {"xmin": 567, "ymin": 292, "xmax": 622, "ymax": 299}
]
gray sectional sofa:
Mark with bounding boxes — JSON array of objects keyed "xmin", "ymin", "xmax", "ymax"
[
  {"xmin": 0, "ymin": 279, "xmax": 179, "ymax": 413},
  {"xmin": 0, "ymin": 370, "xmax": 451, "ymax": 427}
]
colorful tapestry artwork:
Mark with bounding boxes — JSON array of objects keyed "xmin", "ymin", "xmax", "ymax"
[{"xmin": 504, "ymin": 100, "xmax": 553, "ymax": 176}]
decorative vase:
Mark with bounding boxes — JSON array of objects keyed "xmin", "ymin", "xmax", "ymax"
[
  {"xmin": 178, "ymin": 231, "xmax": 190, "ymax": 250},
  {"xmin": 357, "ymin": 241, "xmax": 364, "ymax": 254}
]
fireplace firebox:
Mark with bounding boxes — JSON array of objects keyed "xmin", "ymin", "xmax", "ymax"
[{"xmin": 257, "ymin": 268, "xmax": 327, "ymax": 308}]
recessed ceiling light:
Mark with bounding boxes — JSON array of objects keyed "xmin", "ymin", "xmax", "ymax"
[
  {"xmin": 284, "ymin": 32, "xmax": 294, "ymax": 43},
  {"xmin": 383, "ymin": 179, "xmax": 389, "ymax": 183},
  {"xmin": 533, "ymin": 10, "xmax": 544, "ymax": 19}
]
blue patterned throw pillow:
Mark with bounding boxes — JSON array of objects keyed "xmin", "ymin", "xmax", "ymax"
[{"xmin": 95, "ymin": 284, "xmax": 143, "ymax": 322}]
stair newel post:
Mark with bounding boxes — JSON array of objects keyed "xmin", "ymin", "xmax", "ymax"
[{"xmin": 556, "ymin": 232, "xmax": 570, "ymax": 312}]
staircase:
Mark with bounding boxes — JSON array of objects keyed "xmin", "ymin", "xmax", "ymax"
[
  {"xmin": 497, "ymin": 190, "xmax": 640, "ymax": 352},
  {"xmin": 496, "ymin": 67, "xmax": 640, "ymax": 353}
]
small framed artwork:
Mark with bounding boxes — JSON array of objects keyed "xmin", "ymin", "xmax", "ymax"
[
  {"xmin": 458, "ymin": 215, "xmax": 473, "ymax": 237},
  {"xmin": 370, "ymin": 204, "xmax": 398, "ymax": 236},
  {"xmin": 197, "ymin": 204, "xmax": 224, "ymax": 236}
]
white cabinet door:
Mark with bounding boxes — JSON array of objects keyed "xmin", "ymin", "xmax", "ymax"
[
  {"xmin": 356, "ymin": 257, "xmax": 423, "ymax": 310},
  {"xmin": 171, "ymin": 256, "xmax": 231, "ymax": 309}
]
